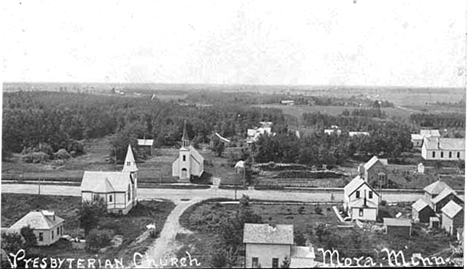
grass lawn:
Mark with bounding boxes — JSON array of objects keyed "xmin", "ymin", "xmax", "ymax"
[{"xmin": 1, "ymin": 194, "xmax": 175, "ymax": 267}]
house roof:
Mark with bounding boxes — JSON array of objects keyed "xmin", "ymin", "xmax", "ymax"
[
  {"xmin": 363, "ymin": 156, "xmax": 388, "ymax": 170},
  {"xmin": 243, "ymin": 224, "xmax": 293, "ymax": 245},
  {"xmin": 10, "ymin": 211, "xmax": 64, "ymax": 230},
  {"xmin": 122, "ymin": 144, "xmax": 138, "ymax": 172},
  {"xmin": 423, "ymin": 137, "xmax": 465, "ymax": 151},
  {"xmin": 188, "ymin": 145, "xmax": 204, "ymax": 164},
  {"xmin": 420, "ymin": 129, "xmax": 440, "ymax": 137},
  {"xmin": 441, "ymin": 200, "xmax": 463, "ymax": 219},
  {"xmin": 349, "ymin": 132, "xmax": 370, "ymax": 137},
  {"xmin": 234, "ymin": 160, "xmax": 245, "ymax": 168},
  {"xmin": 423, "ymin": 181, "xmax": 452, "ymax": 195},
  {"xmin": 412, "ymin": 199, "xmax": 430, "ymax": 212},
  {"xmin": 411, "ymin": 134, "xmax": 423, "ymax": 140},
  {"xmin": 81, "ymin": 171, "xmax": 132, "ymax": 192},
  {"xmin": 344, "ymin": 176, "xmax": 365, "ymax": 196},
  {"xmin": 431, "ymin": 188, "xmax": 459, "ymax": 204},
  {"xmin": 383, "ymin": 218, "xmax": 412, "ymax": 227},
  {"xmin": 137, "ymin": 139, "xmax": 154, "ymax": 146},
  {"xmin": 214, "ymin": 132, "xmax": 230, "ymax": 143},
  {"xmin": 291, "ymin": 246, "xmax": 316, "ymax": 259}
]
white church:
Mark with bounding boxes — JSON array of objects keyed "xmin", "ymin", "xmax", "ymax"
[
  {"xmin": 172, "ymin": 121, "xmax": 204, "ymax": 182},
  {"xmin": 80, "ymin": 144, "xmax": 138, "ymax": 215}
]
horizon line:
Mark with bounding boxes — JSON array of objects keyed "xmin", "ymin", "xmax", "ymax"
[{"xmin": 2, "ymin": 81, "xmax": 465, "ymax": 89}]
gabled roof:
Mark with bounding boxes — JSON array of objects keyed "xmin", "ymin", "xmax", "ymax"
[
  {"xmin": 214, "ymin": 132, "xmax": 230, "ymax": 143},
  {"xmin": 412, "ymin": 199, "xmax": 430, "ymax": 212},
  {"xmin": 122, "ymin": 144, "xmax": 138, "ymax": 172},
  {"xmin": 441, "ymin": 200, "xmax": 463, "ymax": 219},
  {"xmin": 431, "ymin": 188, "xmax": 459, "ymax": 205},
  {"xmin": 411, "ymin": 134, "xmax": 423, "ymax": 140},
  {"xmin": 243, "ymin": 224, "xmax": 293, "ymax": 245},
  {"xmin": 10, "ymin": 211, "xmax": 64, "ymax": 230},
  {"xmin": 81, "ymin": 171, "xmax": 132, "ymax": 192},
  {"xmin": 423, "ymin": 137, "xmax": 465, "ymax": 151},
  {"xmin": 343, "ymin": 176, "xmax": 379, "ymax": 197},
  {"xmin": 188, "ymin": 145, "xmax": 204, "ymax": 164},
  {"xmin": 423, "ymin": 181, "xmax": 452, "ymax": 195},
  {"xmin": 137, "ymin": 139, "xmax": 154, "ymax": 146},
  {"xmin": 420, "ymin": 129, "xmax": 440, "ymax": 137},
  {"xmin": 383, "ymin": 218, "xmax": 411, "ymax": 227},
  {"xmin": 234, "ymin": 160, "xmax": 245, "ymax": 168},
  {"xmin": 363, "ymin": 156, "xmax": 387, "ymax": 170}
]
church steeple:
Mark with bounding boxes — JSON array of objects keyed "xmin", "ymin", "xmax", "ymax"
[
  {"xmin": 182, "ymin": 120, "xmax": 190, "ymax": 148},
  {"xmin": 122, "ymin": 144, "xmax": 138, "ymax": 172}
]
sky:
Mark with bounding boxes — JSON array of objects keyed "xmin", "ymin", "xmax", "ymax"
[{"xmin": 2, "ymin": 0, "xmax": 467, "ymax": 87}]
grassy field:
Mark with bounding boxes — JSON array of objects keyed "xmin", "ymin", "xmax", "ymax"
[{"xmin": 1, "ymin": 193, "xmax": 175, "ymax": 267}]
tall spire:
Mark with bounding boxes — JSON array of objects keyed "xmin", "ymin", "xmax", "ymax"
[
  {"xmin": 122, "ymin": 144, "xmax": 138, "ymax": 172},
  {"xmin": 182, "ymin": 120, "xmax": 190, "ymax": 148}
]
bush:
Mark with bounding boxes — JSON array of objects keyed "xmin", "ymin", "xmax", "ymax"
[
  {"xmin": 380, "ymin": 200, "xmax": 387, "ymax": 206},
  {"xmin": 314, "ymin": 206, "xmax": 323, "ymax": 215},
  {"xmin": 85, "ymin": 229, "xmax": 113, "ymax": 252},
  {"xmin": 21, "ymin": 152, "xmax": 49, "ymax": 163},
  {"xmin": 54, "ymin": 149, "xmax": 71, "ymax": 159}
]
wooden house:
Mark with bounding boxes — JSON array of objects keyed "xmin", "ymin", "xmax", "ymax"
[
  {"xmin": 343, "ymin": 176, "xmax": 380, "ymax": 221},
  {"xmin": 441, "ymin": 201, "xmax": 464, "ymax": 236},
  {"xmin": 430, "ymin": 188, "xmax": 464, "ymax": 213},
  {"xmin": 358, "ymin": 156, "xmax": 388, "ymax": 188},
  {"xmin": 9, "ymin": 210, "xmax": 64, "ymax": 246},
  {"xmin": 383, "ymin": 218, "xmax": 412, "ymax": 238},
  {"xmin": 411, "ymin": 199, "xmax": 435, "ymax": 223},
  {"xmin": 423, "ymin": 180, "xmax": 452, "ymax": 204}
]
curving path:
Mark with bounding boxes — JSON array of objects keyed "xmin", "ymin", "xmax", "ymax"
[{"xmin": 135, "ymin": 198, "xmax": 201, "ymax": 268}]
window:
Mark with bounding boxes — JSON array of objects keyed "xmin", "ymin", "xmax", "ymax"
[
  {"xmin": 457, "ymin": 152, "xmax": 460, "ymax": 158},
  {"xmin": 252, "ymin": 257, "xmax": 259, "ymax": 268},
  {"xmin": 369, "ymin": 191, "xmax": 373, "ymax": 199},
  {"xmin": 127, "ymin": 161, "xmax": 130, "ymax": 166},
  {"xmin": 432, "ymin": 152, "xmax": 436, "ymax": 158},
  {"xmin": 449, "ymin": 152, "xmax": 452, "ymax": 158},
  {"xmin": 39, "ymin": 233, "xmax": 43, "ymax": 241},
  {"xmin": 272, "ymin": 258, "xmax": 279, "ymax": 268},
  {"xmin": 57, "ymin": 227, "xmax": 60, "ymax": 236},
  {"xmin": 359, "ymin": 208, "xmax": 364, "ymax": 217},
  {"xmin": 128, "ymin": 185, "xmax": 131, "ymax": 200},
  {"xmin": 109, "ymin": 195, "xmax": 113, "ymax": 202},
  {"xmin": 356, "ymin": 191, "xmax": 360, "ymax": 198},
  {"xmin": 183, "ymin": 155, "xmax": 186, "ymax": 161},
  {"xmin": 441, "ymin": 152, "xmax": 444, "ymax": 158},
  {"xmin": 51, "ymin": 230, "xmax": 54, "ymax": 240},
  {"xmin": 378, "ymin": 173, "xmax": 386, "ymax": 182}
]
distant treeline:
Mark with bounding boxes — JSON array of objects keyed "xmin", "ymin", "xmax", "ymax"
[
  {"xmin": 185, "ymin": 91, "xmax": 394, "ymax": 107},
  {"xmin": 2, "ymin": 91, "xmax": 287, "ymax": 162},
  {"xmin": 409, "ymin": 113, "xmax": 465, "ymax": 128}
]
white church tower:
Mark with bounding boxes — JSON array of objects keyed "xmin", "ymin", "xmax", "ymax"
[
  {"xmin": 122, "ymin": 144, "xmax": 138, "ymax": 205},
  {"xmin": 178, "ymin": 121, "xmax": 191, "ymax": 181}
]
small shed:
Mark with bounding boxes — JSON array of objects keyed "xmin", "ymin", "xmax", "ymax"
[
  {"xmin": 417, "ymin": 163, "xmax": 425, "ymax": 174},
  {"xmin": 383, "ymin": 218, "xmax": 412, "ymax": 238},
  {"xmin": 441, "ymin": 201, "xmax": 464, "ymax": 236},
  {"xmin": 411, "ymin": 199, "xmax": 435, "ymax": 223}
]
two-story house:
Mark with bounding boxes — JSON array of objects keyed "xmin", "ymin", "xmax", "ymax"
[
  {"xmin": 358, "ymin": 156, "xmax": 388, "ymax": 188},
  {"xmin": 343, "ymin": 176, "xmax": 380, "ymax": 221}
]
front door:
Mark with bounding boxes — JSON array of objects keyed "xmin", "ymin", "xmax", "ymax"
[{"xmin": 181, "ymin": 168, "xmax": 187, "ymax": 179}]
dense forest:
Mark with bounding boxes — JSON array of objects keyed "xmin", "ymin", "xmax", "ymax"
[
  {"xmin": 2, "ymin": 91, "xmax": 287, "ymax": 162},
  {"xmin": 253, "ymin": 112, "xmax": 413, "ymax": 166}
]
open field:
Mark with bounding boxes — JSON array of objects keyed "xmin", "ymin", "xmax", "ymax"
[{"xmin": 1, "ymin": 193, "xmax": 175, "ymax": 267}]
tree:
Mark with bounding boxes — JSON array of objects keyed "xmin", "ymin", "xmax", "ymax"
[
  {"xmin": 1, "ymin": 232, "xmax": 24, "ymax": 253},
  {"xmin": 85, "ymin": 229, "xmax": 113, "ymax": 253},
  {"xmin": 281, "ymin": 256, "xmax": 290, "ymax": 268},
  {"xmin": 314, "ymin": 223, "xmax": 330, "ymax": 243},
  {"xmin": 294, "ymin": 230, "xmax": 306, "ymax": 246},
  {"xmin": 79, "ymin": 196, "xmax": 106, "ymax": 236},
  {"xmin": 20, "ymin": 226, "xmax": 37, "ymax": 249},
  {"xmin": 212, "ymin": 138, "xmax": 225, "ymax": 157}
]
